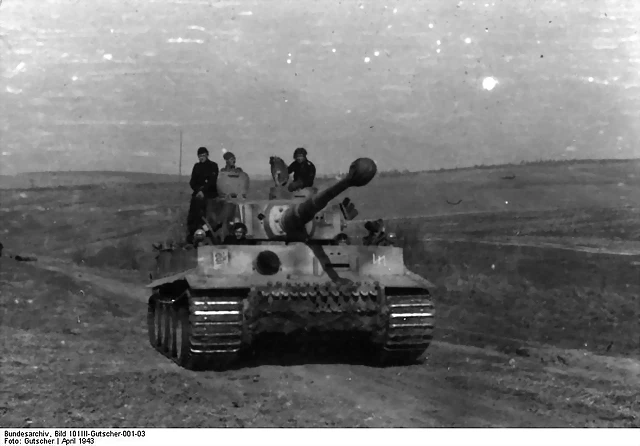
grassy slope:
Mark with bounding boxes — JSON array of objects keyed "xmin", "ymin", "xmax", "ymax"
[{"xmin": 395, "ymin": 233, "xmax": 640, "ymax": 354}]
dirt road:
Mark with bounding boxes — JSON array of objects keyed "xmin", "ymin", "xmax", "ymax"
[{"xmin": 1, "ymin": 257, "xmax": 637, "ymax": 427}]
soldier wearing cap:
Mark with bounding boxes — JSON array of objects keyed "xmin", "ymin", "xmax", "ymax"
[
  {"xmin": 363, "ymin": 219, "xmax": 392, "ymax": 246},
  {"xmin": 221, "ymin": 151, "xmax": 244, "ymax": 173},
  {"xmin": 186, "ymin": 147, "xmax": 219, "ymax": 244},
  {"xmin": 287, "ymin": 147, "xmax": 316, "ymax": 192}
]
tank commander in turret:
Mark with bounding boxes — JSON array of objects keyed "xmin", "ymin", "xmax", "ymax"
[
  {"xmin": 186, "ymin": 146, "xmax": 219, "ymax": 244},
  {"xmin": 221, "ymin": 151, "xmax": 244, "ymax": 173},
  {"xmin": 223, "ymin": 222, "xmax": 250, "ymax": 245},
  {"xmin": 287, "ymin": 147, "xmax": 316, "ymax": 192}
]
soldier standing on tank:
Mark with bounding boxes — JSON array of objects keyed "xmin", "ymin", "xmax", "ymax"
[
  {"xmin": 220, "ymin": 152, "xmax": 244, "ymax": 173},
  {"xmin": 186, "ymin": 147, "xmax": 219, "ymax": 244},
  {"xmin": 287, "ymin": 147, "xmax": 316, "ymax": 192}
]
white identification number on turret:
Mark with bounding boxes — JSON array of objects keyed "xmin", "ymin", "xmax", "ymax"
[
  {"xmin": 213, "ymin": 250, "xmax": 229, "ymax": 269},
  {"xmin": 372, "ymin": 254, "xmax": 386, "ymax": 266}
]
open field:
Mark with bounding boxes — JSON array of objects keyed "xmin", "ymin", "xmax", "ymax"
[{"xmin": 1, "ymin": 158, "xmax": 639, "ymax": 427}]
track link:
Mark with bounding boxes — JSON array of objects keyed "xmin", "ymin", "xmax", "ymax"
[
  {"xmin": 148, "ymin": 291, "xmax": 245, "ymax": 371},
  {"xmin": 254, "ymin": 284, "xmax": 379, "ymax": 313},
  {"xmin": 377, "ymin": 289, "xmax": 435, "ymax": 364}
]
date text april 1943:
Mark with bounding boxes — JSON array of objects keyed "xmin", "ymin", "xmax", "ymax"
[{"xmin": 5, "ymin": 430, "xmax": 145, "ymax": 444}]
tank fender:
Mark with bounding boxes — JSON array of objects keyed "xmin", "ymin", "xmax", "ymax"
[
  {"xmin": 404, "ymin": 268, "xmax": 436, "ymax": 290},
  {"xmin": 146, "ymin": 268, "xmax": 196, "ymax": 289}
]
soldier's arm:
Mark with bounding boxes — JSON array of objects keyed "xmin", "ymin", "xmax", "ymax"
[
  {"xmin": 287, "ymin": 162, "xmax": 295, "ymax": 174},
  {"xmin": 189, "ymin": 165, "xmax": 199, "ymax": 192},
  {"xmin": 304, "ymin": 162, "xmax": 316, "ymax": 187}
]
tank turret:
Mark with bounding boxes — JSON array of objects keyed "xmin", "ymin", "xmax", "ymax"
[
  {"xmin": 199, "ymin": 158, "xmax": 376, "ymax": 243},
  {"xmin": 276, "ymin": 157, "xmax": 376, "ymax": 237}
]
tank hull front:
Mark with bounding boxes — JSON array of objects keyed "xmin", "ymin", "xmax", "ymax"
[{"xmin": 146, "ymin": 244, "xmax": 435, "ymax": 370}]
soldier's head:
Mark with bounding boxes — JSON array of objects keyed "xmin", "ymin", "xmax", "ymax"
[
  {"xmin": 197, "ymin": 147, "xmax": 209, "ymax": 163},
  {"xmin": 335, "ymin": 233, "xmax": 350, "ymax": 245},
  {"xmin": 223, "ymin": 151, "xmax": 236, "ymax": 168},
  {"xmin": 231, "ymin": 222, "xmax": 247, "ymax": 240},
  {"xmin": 364, "ymin": 219, "xmax": 385, "ymax": 235},
  {"xmin": 293, "ymin": 147, "xmax": 307, "ymax": 163}
]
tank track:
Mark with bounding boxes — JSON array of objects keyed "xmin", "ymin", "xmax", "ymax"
[
  {"xmin": 147, "ymin": 285, "xmax": 434, "ymax": 370},
  {"xmin": 377, "ymin": 289, "xmax": 435, "ymax": 364},
  {"xmin": 148, "ymin": 290, "xmax": 245, "ymax": 371}
]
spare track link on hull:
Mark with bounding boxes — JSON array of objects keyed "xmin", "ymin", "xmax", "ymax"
[
  {"xmin": 378, "ymin": 289, "xmax": 435, "ymax": 364},
  {"xmin": 148, "ymin": 291, "xmax": 245, "ymax": 371}
]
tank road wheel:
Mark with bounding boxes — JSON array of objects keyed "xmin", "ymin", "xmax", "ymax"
[
  {"xmin": 173, "ymin": 305, "xmax": 199, "ymax": 370},
  {"xmin": 168, "ymin": 305, "xmax": 181, "ymax": 359},
  {"xmin": 148, "ymin": 293, "xmax": 190, "ymax": 363},
  {"xmin": 161, "ymin": 303, "xmax": 172, "ymax": 354},
  {"xmin": 172, "ymin": 306, "xmax": 184, "ymax": 360},
  {"xmin": 147, "ymin": 294, "xmax": 162, "ymax": 349},
  {"xmin": 375, "ymin": 289, "xmax": 435, "ymax": 366}
]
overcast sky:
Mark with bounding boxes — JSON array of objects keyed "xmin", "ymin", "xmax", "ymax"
[{"xmin": 1, "ymin": 0, "xmax": 639, "ymax": 176}]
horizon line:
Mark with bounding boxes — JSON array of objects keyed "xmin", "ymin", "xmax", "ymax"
[{"xmin": 4, "ymin": 156, "xmax": 639, "ymax": 178}]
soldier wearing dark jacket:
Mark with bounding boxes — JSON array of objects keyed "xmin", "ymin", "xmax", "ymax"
[
  {"xmin": 190, "ymin": 147, "xmax": 219, "ymax": 198},
  {"xmin": 287, "ymin": 147, "xmax": 316, "ymax": 192},
  {"xmin": 186, "ymin": 147, "xmax": 219, "ymax": 243}
]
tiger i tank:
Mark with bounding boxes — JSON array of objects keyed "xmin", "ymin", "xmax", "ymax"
[{"xmin": 147, "ymin": 157, "xmax": 435, "ymax": 370}]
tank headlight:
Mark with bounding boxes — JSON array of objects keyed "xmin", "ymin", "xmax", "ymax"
[{"xmin": 194, "ymin": 229, "xmax": 206, "ymax": 241}]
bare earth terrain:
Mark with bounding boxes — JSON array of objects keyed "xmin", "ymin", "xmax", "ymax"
[{"xmin": 1, "ymin": 159, "xmax": 639, "ymax": 427}]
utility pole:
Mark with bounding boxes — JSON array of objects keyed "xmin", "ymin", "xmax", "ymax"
[{"xmin": 178, "ymin": 129, "xmax": 183, "ymax": 182}]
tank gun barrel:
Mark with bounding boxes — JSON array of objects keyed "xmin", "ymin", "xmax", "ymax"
[{"xmin": 280, "ymin": 157, "xmax": 377, "ymax": 234}]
